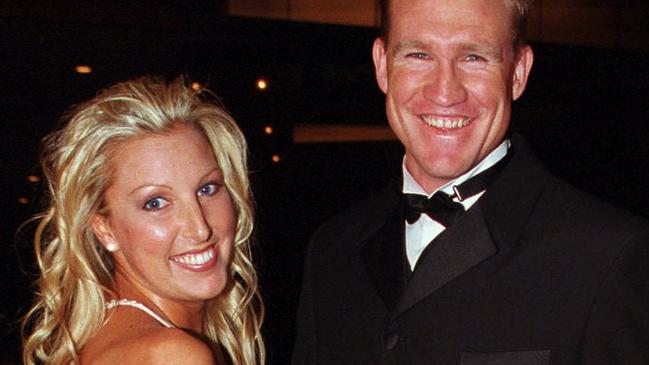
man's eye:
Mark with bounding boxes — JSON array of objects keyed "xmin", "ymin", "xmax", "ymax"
[
  {"xmin": 198, "ymin": 183, "xmax": 219, "ymax": 197},
  {"xmin": 466, "ymin": 54, "xmax": 486, "ymax": 62},
  {"xmin": 406, "ymin": 52, "xmax": 429, "ymax": 60},
  {"xmin": 143, "ymin": 197, "xmax": 169, "ymax": 211}
]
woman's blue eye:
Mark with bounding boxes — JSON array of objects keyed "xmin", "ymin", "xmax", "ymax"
[
  {"xmin": 198, "ymin": 183, "xmax": 219, "ymax": 197},
  {"xmin": 143, "ymin": 197, "xmax": 168, "ymax": 211}
]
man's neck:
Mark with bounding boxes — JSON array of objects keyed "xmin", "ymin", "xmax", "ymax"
[{"xmin": 403, "ymin": 140, "xmax": 511, "ymax": 196}]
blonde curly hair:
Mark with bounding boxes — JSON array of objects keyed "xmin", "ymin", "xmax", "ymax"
[{"xmin": 22, "ymin": 76, "xmax": 265, "ymax": 365}]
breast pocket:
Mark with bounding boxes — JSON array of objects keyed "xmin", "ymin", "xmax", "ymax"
[{"xmin": 460, "ymin": 350, "xmax": 550, "ymax": 365}]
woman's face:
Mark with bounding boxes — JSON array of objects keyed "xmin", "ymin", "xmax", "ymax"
[{"xmin": 93, "ymin": 123, "xmax": 236, "ymax": 304}]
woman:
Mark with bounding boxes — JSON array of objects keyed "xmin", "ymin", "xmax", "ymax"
[{"xmin": 22, "ymin": 76, "xmax": 265, "ymax": 364}]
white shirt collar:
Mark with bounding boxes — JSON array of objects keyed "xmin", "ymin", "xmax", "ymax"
[{"xmin": 402, "ymin": 139, "xmax": 510, "ymax": 198}]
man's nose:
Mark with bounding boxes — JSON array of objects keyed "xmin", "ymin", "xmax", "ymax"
[
  {"xmin": 422, "ymin": 63, "xmax": 468, "ymax": 107},
  {"xmin": 181, "ymin": 201, "xmax": 212, "ymax": 243}
]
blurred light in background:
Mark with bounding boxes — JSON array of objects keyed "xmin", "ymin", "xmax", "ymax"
[
  {"xmin": 271, "ymin": 154, "xmax": 281, "ymax": 163},
  {"xmin": 264, "ymin": 125, "xmax": 273, "ymax": 135},
  {"xmin": 27, "ymin": 175, "xmax": 40, "ymax": 183},
  {"xmin": 191, "ymin": 82, "xmax": 201, "ymax": 91},
  {"xmin": 18, "ymin": 197, "xmax": 29, "ymax": 204},
  {"xmin": 75, "ymin": 65, "xmax": 92, "ymax": 74},
  {"xmin": 256, "ymin": 78, "xmax": 268, "ymax": 90}
]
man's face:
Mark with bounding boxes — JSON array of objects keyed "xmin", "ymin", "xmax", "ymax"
[{"xmin": 373, "ymin": 0, "xmax": 533, "ymax": 193}]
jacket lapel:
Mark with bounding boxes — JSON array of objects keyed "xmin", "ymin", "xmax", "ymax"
[
  {"xmin": 392, "ymin": 204, "xmax": 496, "ymax": 319},
  {"xmin": 359, "ymin": 203, "xmax": 408, "ymax": 311},
  {"xmin": 354, "ymin": 134, "xmax": 550, "ymax": 320},
  {"xmin": 390, "ymin": 134, "xmax": 550, "ymax": 320},
  {"xmin": 480, "ymin": 134, "xmax": 549, "ymax": 251},
  {"xmin": 355, "ymin": 182, "xmax": 408, "ymax": 311}
]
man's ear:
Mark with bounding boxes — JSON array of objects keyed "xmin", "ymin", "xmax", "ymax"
[
  {"xmin": 512, "ymin": 45, "xmax": 534, "ymax": 101},
  {"xmin": 372, "ymin": 37, "xmax": 389, "ymax": 94},
  {"xmin": 91, "ymin": 214, "xmax": 119, "ymax": 252}
]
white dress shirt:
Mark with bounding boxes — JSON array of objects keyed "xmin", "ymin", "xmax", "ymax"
[{"xmin": 402, "ymin": 140, "xmax": 510, "ymax": 269}]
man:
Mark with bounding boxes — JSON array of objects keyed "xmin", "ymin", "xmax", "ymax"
[{"xmin": 293, "ymin": 0, "xmax": 649, "ymax": 364}]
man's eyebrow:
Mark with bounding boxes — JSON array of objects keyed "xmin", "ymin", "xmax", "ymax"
[
  {"xmin": 460, "ymin": 42, "xmax": 504, "ymax": 61},
  {"xmin": 391, "ymin": 40, "xmax": 427, "ymax": 54},
  {"xmin": 391, "ymin": 40, "xmax": 506, "ymax": 61}
]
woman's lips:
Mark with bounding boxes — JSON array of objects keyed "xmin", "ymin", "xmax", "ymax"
[{"xmin": 169, "ymin": 244, "xmax": 217, "ymax": 272}]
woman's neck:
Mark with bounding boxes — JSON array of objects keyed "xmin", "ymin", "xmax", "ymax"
[{"xmin": 112, "ymin": 271, "xmax": 204, "ymax": 332}]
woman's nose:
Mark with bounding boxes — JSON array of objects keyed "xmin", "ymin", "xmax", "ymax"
[{"xmin": 181, "ymin": 201, "xmax": 212, "ymax": 243}]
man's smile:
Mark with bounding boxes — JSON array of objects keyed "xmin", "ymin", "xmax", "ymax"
[{"xmin": 419, "ymin": 115, "xmax": 471, "ymax": 129}]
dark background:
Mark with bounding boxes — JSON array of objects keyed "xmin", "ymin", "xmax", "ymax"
[{"xmin": 2, "ymin": 6, "xmax": 649, "ymax": 365}]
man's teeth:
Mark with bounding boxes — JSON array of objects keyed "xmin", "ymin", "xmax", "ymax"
[
  {"xmin": 421, "ymin": 116, "xmax": 469, "ymax": 129},
  {"xmin": 171, "ymin": 247, "xmax": 215, "ymax": 265}
]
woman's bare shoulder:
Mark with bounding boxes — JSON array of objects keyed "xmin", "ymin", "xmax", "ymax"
[
  {"xmin": 83, "ymin": 327, "xmax": 215, "ymax": 365},
  {"xmin": 135, "ymin": 327, "xmax": 216, "ymax": 364},
  {"xmin": 82, "ymin": 310, "xmax": 216, "ymax": 365}
]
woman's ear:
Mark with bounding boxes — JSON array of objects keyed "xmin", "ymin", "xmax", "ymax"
[{"xmin": 91, "ymin": 214, "xmax": 119, "ymax": 252}]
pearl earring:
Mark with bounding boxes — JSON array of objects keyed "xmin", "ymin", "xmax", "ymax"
[{"xmin": 106, "ymin": 243, "xmax": 118, "ymax": 252}]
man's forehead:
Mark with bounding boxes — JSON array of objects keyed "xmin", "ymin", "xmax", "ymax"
[
  {"xmin": 386, "ymin": 0, "xmax": 517, "ymax": 45},
  {"xmin": 389, "ymin": 0, "xmax": 513, "ymax": 9},
  {"xmin": 390, "ymin": 0, "xmax": 513, "ymax": 18}
]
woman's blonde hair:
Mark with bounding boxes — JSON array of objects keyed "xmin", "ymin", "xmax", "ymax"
[{"xmin": 21, "ymin": 76, "xmax": 265, "ymax": 364}]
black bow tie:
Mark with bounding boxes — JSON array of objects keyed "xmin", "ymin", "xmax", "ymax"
[
  {"xmin": 403, "ymin": 192, "xmax": 464, "ymax": 227},
  {"xmin": 402, "ymin": 151, "xmax": 511, "ymax": 227}
]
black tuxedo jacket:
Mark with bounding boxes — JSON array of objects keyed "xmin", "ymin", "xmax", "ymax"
[{"xmin": 292, "ymin": 136, "xmax": 649, "ymax": 365}]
